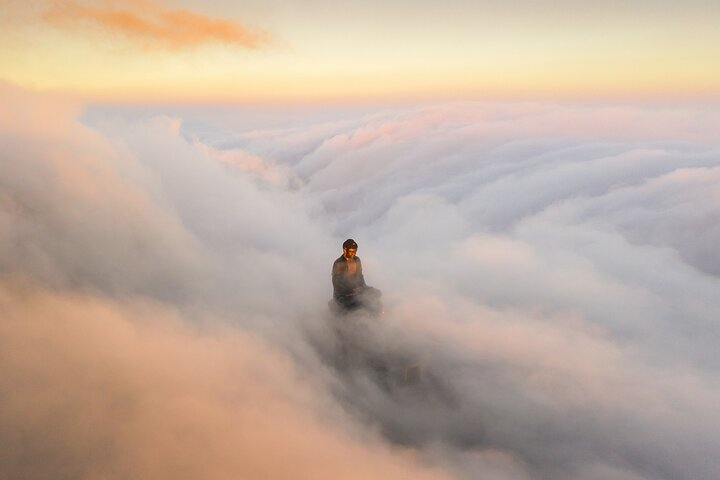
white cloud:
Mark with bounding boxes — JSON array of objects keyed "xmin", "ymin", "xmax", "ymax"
[{"xmin": 3, "ymin": 86, "xmax": 720, "ymax": 479}]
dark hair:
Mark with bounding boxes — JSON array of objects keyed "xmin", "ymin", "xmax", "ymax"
[{"xmin": 342, "ymin": 238, "xmax": 358, "ymax": 249}]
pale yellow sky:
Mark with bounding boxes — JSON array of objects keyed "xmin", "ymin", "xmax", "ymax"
[{"xmin": 2, "ymin": 0, "xmax": 719, "ymax": 102}]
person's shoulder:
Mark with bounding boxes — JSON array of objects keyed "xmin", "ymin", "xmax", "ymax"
[{"xmin": 333, "ymin": 255, "xmax": 345, "ymax": 264}]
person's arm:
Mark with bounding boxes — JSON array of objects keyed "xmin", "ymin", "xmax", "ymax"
[
  {"xmin": 332, "ymin": 259, "xmax": 349, "ymax": 294},
  {"xmin": 356, "ymin": 257, "xmax": 367, "ymax": 288}
]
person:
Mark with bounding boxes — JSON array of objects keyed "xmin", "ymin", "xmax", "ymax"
[{"xmin": 331, "ymin": 239, "xmax": 381, "ymax": 313}]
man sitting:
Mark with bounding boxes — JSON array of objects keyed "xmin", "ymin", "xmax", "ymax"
[{"xmin": 331, "ymin": 238, "xmax": 382, "ymax": 313}]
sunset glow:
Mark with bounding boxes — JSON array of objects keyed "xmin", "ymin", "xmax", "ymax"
[{"xmin": 3, "ymin": 0, "xmax": 719, "ymax": 102}]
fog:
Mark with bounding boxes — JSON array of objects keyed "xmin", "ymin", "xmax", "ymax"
[{"xmin": 3, "ymin": 83, "xmax": 720, "ymax": 479}]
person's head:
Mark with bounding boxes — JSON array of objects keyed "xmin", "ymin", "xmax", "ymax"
[{"xmin": 342, "ymin": 238, "xmax": 358, "ymax": 259}]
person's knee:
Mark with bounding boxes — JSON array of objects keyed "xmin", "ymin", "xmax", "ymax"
[{"xmin": 365, "ymin": 287, "xmax": 381, "ymax": 298}]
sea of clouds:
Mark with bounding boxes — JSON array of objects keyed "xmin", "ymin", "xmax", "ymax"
[{"xmin": 2, "ymin": 82, "xmax": 720, "ymax": 480}]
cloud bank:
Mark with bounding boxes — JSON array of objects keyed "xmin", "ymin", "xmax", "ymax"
[
  {"xmin": 0, "ymin": 280, "xmax": 453, "ymax": 480},
  {"xmin": 3, "ymin": 84, "xmax": 720, "ymax": 479}
]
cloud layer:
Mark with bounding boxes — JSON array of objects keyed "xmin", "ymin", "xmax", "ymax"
[
  {"xmin": 3, "ymin": 84, "xmax": 720, "ymax": 479},
  {"xmin": 0, "ymin": 279, "xmax": 450, "ymax": 480}
]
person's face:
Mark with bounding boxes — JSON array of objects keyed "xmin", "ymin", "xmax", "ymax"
[{"xmin": 343, "ymin": 247, "xmax": 357, "ymax": 259}]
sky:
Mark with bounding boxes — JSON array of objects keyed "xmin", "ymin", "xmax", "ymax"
[{"xmin": 2, "ymin": 0, "xmax": 720, "ymax": 101}]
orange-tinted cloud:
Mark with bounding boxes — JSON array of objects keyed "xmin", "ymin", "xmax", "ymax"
[
  {"xmin": 43, "ymin": 0, "xmax": 270, "ymax": 50},
  {"xmin": 0, "ymin": 279, "xmax": 449, "ymax": 480}
]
